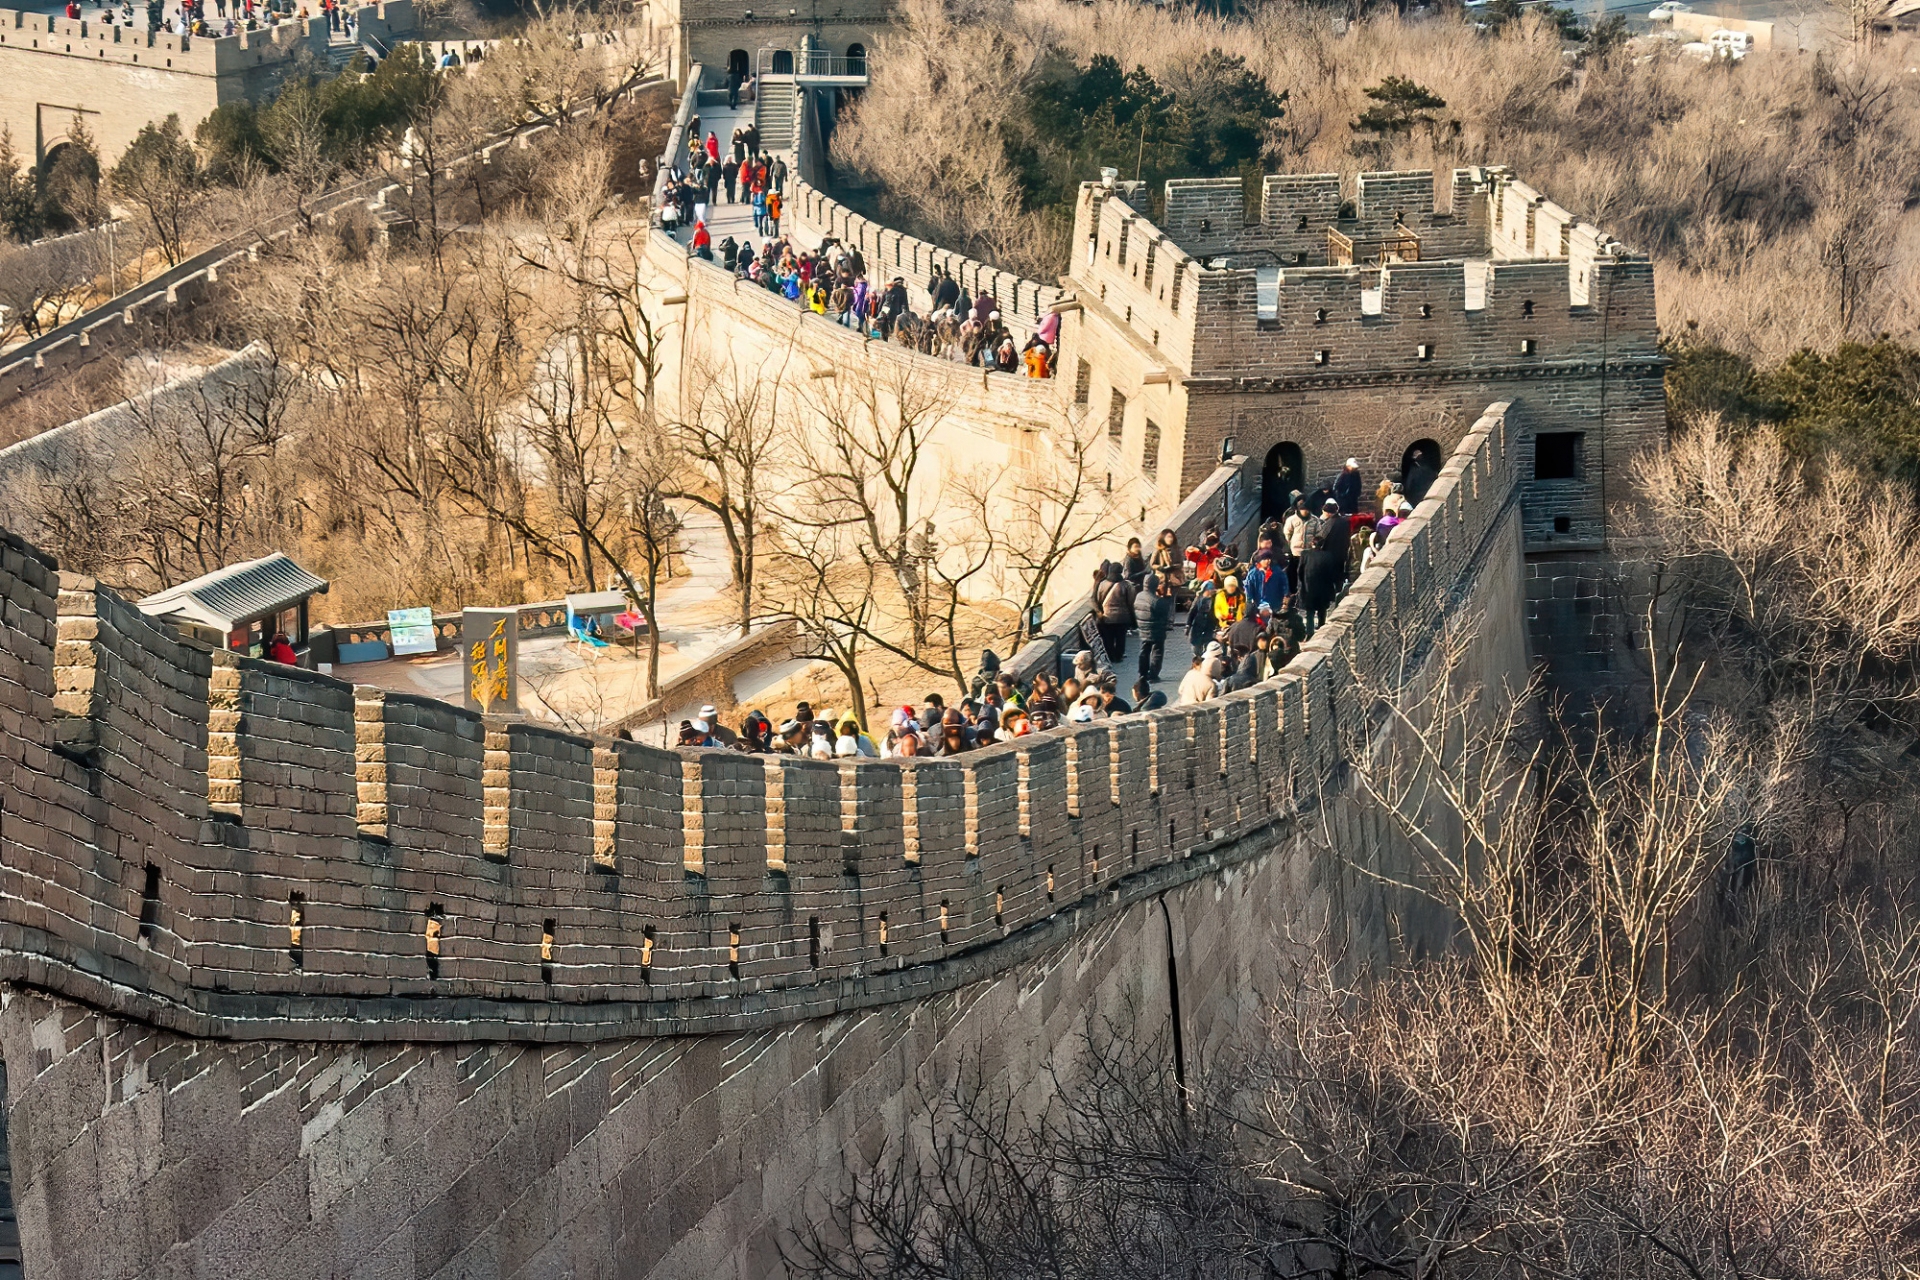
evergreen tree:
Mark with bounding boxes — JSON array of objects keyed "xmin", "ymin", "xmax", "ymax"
[{"xmin": 1351, "ymin": 77, "xmax": 1447, "ymax": 137}]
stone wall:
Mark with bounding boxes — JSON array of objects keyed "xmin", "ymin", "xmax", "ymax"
[
  {"xmin": 1062, "ymin": 168, "xmax": 1664, "ymax": 551},
  {"xmin": 0, "ymin": 399, "xmax": 1529, "ymax": 1278},
  {"xmin": 0, "ymin": 2, "xmax": 413, "ymax": 164},
  {"xmin": 636, "ymin": 225, "xmax": 1138, "ymax": 617},
  {"xmin": 0, "ymin": 71, "xmax": 665, "ymax": 413},
  {"xmin": 786, "ymin": 96, "xmax": 1065, "ymax": 333},
  {"xmin": 0, "ymin": 403, "xmax": 1521, "ymax": 1033}
]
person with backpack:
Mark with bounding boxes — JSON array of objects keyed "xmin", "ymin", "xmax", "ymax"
[{"xmin": 1094, "ymin": 562, "xmax": 1135, "ymax": 661}]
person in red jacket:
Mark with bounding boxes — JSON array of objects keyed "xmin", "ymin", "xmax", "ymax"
[{"xmin": 266, "ymin": 633, "xmax": 298, "ymax": 665}]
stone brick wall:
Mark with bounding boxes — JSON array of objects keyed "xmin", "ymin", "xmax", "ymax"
[
  {"xmin": 787, "ymin": 179, "xmax": 1065, "ymax": 328},
  {"xmin": 0, "ymin": 406, "xmax": 1530, "ymax": 1274},
  {"xmin": 0, "ymin": 402, "xmax": 1522, "ymax": 1037},
  {"xmin": 1062, "ymin": 167, "xmax": 1663, "ymax": 555},
  {"xmin": 0, "ymin": 2, "xmax": 413, "ymax": 164}
]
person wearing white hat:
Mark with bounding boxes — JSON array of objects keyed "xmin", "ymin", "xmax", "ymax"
[
  {"xmin": 697, "ymin": 704, "xmax": 738, "ymax": 747},
  {"xmin": 1335, "ymin": 457, "xmax": 1364, "ymax": 515}
]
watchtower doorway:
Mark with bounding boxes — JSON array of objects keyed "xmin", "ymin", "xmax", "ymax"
[
  {"xmin": 846, "ymin": 42, "xmax": 866, "ymax": 74},
  {"xmin": 727, "ymin": 48, "xmax": 749, "ymax": 77},
  {"xmin": 771, "ymin": 48, "xmax": 794, "ymax": 74},
  {"xmin": 1261, "ymin": 442, "xmax": 1305, "ymax": 521},
  {"xmin": 1401, "ymin": 437, "xmax": 1442, "ymax": 506}
]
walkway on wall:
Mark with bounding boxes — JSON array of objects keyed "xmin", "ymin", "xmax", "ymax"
[{"xmin": 671, "ymin": 97, "xmax": 818, "ymax": 261}]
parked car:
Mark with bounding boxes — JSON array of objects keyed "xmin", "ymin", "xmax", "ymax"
[{"xmin": 1647, "ymin": 1, "xmax": 1692, "ymax": 19}]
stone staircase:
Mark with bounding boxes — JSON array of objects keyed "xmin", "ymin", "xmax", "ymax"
[{"xmin": 754, "ymin": 81, "xmax": 798, "ymax": 154}]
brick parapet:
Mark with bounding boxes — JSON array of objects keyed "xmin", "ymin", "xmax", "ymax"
[
  {"xmin": 0, "ymin": 0, "xmax": 409, "ymax": 76},
  {"xmin": 0, "ymin": 405, "xmax": 1518, "ymax": 1039},
  {"xmin": 1071, "ymin": 168, "xmax": 1658, "ymax": 386}
]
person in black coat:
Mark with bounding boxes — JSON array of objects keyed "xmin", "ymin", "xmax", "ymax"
[
  {"xmin": 1187, "ymin": 581, "xmax": 1219, "ymax": 660},
  {"xmin": 1334, "ymin": 458, "xmax": 1364, "ymax": 515},
  {"xmin": 1318, "ymin": 499, "xmax": 1352, "ymax": 577},
  {"xmin": 1299, "ymin": 534, "xmax": 1342, "ymax": 632},
  {"xmin": 1405, "ymin": 445, "xmax": 1440, "ymax": 506}
]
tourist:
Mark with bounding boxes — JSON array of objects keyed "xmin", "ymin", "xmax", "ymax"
[
  {"xmin": 1318, "ymin": 499, "xmax": 1351, "ymax": 584},
  {"xmin": 738, "ymin": 711, "xmax": 774, "ymax": 753},
  {"xmin": 772, "ymin": 718, "xmax": 808, "ymax": 753},
  {"xmin": 1299, "ymin": 533, "xmax": 1340, "ymax": 633},
  {"xmin": 1359, "ymin": 526, "xmax": 1388, "ymax": 575},
  {"xmin": 1186, "ymin": 530, "xmax": 1225, "ymax": 585},
  {"xmin": 1094, "ymin": 562, "xmax": 1134, "ymax": 661},
  {"xmin": 834, "ymin": 712, "xmax": 877, "ymax": 758},
  {"xmin": 1335, "ymin": 458, "xmax": 1363, "ymax": 515},
  {"xmin": 886, "ymin": 708, "xmax": 924, "ymax": 757},
  {"xmin": 1405, "ymin": 444, "xmax": 1439, "ymax": 505},
  {"xmin": 1135, "ymin": 572, "xmax": 1173, "ymax": 683},
  {"xmin": 1213, "ymin": 574, "xmax": 1247, "ymax": 629},
  {"xmin": 1187, "ymin": 578, "xmax": 1219, "ymax": 660},
  {"xmin": 1150, "ymin": 529, "xmax": 1179, "ymax": 580},
  {"xmin": 1177, "ymin": 653, "xmax": 1215, "ymax": 705},
  {"xmin": 266, "ymin": 632, "xmax": 298, "ymax": 664}
]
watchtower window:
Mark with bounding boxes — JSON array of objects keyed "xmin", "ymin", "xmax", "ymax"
[
  {"xmin": 1419, "ymin": 303, "xmax": 1432, "ymax": 319},
  {"xmin": 1142, "ymin": 420, "xmax": 1162, "ymax": 480},
  {"xmin": 1314, "ymin": 308, "xmax": 1327, "ymax": 324},
  {"xmin": 1108, "ymin": 389, "xmax": 1127, "ymax": 443},
  {"xmin": 1296, "ymin": 214, "xmax": 1308, "ymax": 231},
  {"xmin": 1534, "ymin": 431, "xmax": 1583, "ymax": 480},
  {"xmin": 1074, "ymin": 359, "xmax": 1091, "ymax": 405},
  {"xmin": 1522, "ymin": 299, "xmax": 1535, "ymax": 317}
]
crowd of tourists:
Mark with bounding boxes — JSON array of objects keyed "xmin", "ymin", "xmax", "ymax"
[
  {"xmin": 100, "ymin": 0, "xmax": 354, "ymax": 35},
  {"xmin": 636, "ymin": 454, "xmax": 1431, "ymax": 755},
  {"xmin": 656, "ymin": 125, "xmax": 1058, "ymax": 377}
]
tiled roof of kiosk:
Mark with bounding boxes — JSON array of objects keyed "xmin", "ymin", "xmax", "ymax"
[{"xmin": 138, "ymin": 553, "xmax": 329, "ymax": 631}]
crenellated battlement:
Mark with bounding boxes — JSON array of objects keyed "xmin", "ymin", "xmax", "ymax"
[
  {"xmin": 0, "ymin": 404, "xmax": 1521, "ymax": 1041},
  {"xmin": 0, "ymin": 0, "xmax": 409, "ymax": 75},
  {"xmin": 1070, "ymin": 166, "xmax": 1656, "ymax": 386}
]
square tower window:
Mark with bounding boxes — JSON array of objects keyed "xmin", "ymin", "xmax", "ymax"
[
  {"xmin": 1142, "ymin": 420, "xmax": 1162, "ymax": 479},
  {"xmin": 1534, "ymin": 432, "xmax": 1583, "ymax": 481},
  {"xmin": 1074, "ymin": 359, "xmax": 1091, "ymax": 405},
  {"xmin": 1108, "ymin": 389, "xmax": 1127, "ymax": 443}
]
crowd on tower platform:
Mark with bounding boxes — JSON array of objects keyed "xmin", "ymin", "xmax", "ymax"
[
  {"xmin": 657, "ymin": 125, "xmax": 1058, "ymax": 377},
  {"xmin": 633, "ymin": 452, "xmax": 1435, "ymax": 756}
]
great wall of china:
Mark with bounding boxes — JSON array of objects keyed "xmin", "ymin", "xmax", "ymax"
[{"xmin": 0, "ymin": 28, "xmax": 1654, "ymax": 1275}]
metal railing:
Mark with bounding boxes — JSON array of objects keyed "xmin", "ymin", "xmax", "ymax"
[
  {"xmin": 754, "ymin": 47, "xmax": 867, "ymax": 79},
  {"xmin": 1327, "ymin": 225, "xmax": 1421, "ymax": 267}
]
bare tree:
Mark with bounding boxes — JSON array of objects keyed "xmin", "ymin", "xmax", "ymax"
[
  {"xmin": 992, "ymin": 416, "xmax": 1126, "ymax": 652},
  {"xmin": 762, "ymin": 520, "xmax": 883, "ymax": 729},
  {"xmin": 673, "ymin": 355, "xmax": 787, "ymax": 636}
]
